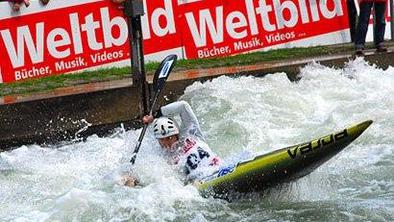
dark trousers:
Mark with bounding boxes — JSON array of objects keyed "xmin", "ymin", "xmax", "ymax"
[
  {"xmin": 347, "ymin": 0, "xmax": 358, "ymax": 42},
  {"xmin": 355, "ymin": 2, "xmax": 387, "ymax": 49}
]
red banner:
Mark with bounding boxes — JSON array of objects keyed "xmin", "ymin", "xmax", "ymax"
[
  {"xmin": 0, "ymin": 2, "xmax": 127, "ymax": 83},
  {"xmin": 178, "ymin": 0, "xmax": 349, "ymax": 59},
  {"xmin": 142, "ymin": 0, "xmax": 182, "ymax": 53},
  {"xmin": 0, "ymin": 0, "xmax": 181, "ymax": 83},
  {"xmin": 0, "ymin": 0, "xmax": 352, "ymax": 84}
]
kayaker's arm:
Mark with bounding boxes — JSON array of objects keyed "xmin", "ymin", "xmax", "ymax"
[{"xmin": 158, "ymin": 101, "xmax": 204, "ymax": 139}]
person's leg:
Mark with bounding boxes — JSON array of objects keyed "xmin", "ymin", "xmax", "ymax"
[
  {"xmin": 373, "ymin": 2, "xmax": 387, "ymax": 51},
  {"xmin": 347, "ymin": 0, "xmax": 358, "ymax": 42},
  {"xmin": 355, "ymin": 2, "xmax": 374, "ymax": 51}
]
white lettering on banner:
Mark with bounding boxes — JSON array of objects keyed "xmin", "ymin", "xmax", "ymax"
[
  {"xmin": 245, "ymin": 0, "xmax": 258, "ymax": 35},
  {"xmin": 177, "ymin": 0, "xmax": 203, "ymax": 5},
  {"xmin": 255, "ymin": 0, "xmax": 276, "ymax": 31},
  {"xmin": 70, "ymin": 13, "xmax": 83, "ymax": 55},
  {"xmin": 0, "ymin": 23, "xmax": 45, "ymax": 68},
  {"xmin": 151, "ymin": 0, "xmax": 176, "ymax": 37},
  {"xmin": 47, "ymin": 28, "xmax": 72, "ymax": 58},
  {"xmin": 197, "ymin": 46, "xmax": 231, "ymax": 58},
  {"xmin": 299, "ymin": 0, "xmax": 310, "ymax": 23},
  {"xmin": 140, "ymin": 0, "xmax": 151, "ymax": 39},
  {"xmin": 186, "ymin": 7, "xmax": 224, "ymax": 47},
  {"xmin": 0, "ymin": 7, "xmax": 128, "ymax": 68},
  {"xmin": 101, "ymin": 8, "xmax": 128, "ymax": 47},
  {"xmin": 234, "ymin": 37, "xmax": 262, "ymax": 51},
  {"xmin": 273, "ymin": 0, "xmax": 298, "ymax": 29},
  {"xmin": 310, "ymin": 0, "xmax": 320, "ymax": 21},
  {"xmin": 226, "ymin": 11, "xmax": 248, "ymax": 39},
  {"xmin": 55, "ymin": 57, "xmax": 87, "ymax": 72},
  {"xmin": 321, "ymin": 0, "xmax": 343, "ymax": 19},
  {"xmin": 186, "ymin": 0, "xmax": 344, "ymax": 47},
  {"xmin": 90, "ymin": 50, "xmax": 124, "ymax": 63},
  {"xmin": 141, "ymin": 0, "xmax": 176, "ymax": 39},
  {"xmin": 14, "ymin": 66, "xmax": 51, "ymax": 81},
  {"xmin": 266, "ymin": 31, "xmax": 296, "ymax": 43},
  {"xmin": 81, "ymin": 13, "xmax": 103, "ymax": 50}
]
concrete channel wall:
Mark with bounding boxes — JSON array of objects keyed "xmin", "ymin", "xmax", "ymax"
[{"xmin": 0, "ymin": 49, "xmax": 393, "ymax": 151}]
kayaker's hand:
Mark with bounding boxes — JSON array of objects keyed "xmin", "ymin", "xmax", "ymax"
[
  {"xmin": 142, "ymin": 115, "xmax": 154, "ymax": 124},
  {"xmin": 120, "ymin": 175, "xmax": 139, "ymax": 187}
]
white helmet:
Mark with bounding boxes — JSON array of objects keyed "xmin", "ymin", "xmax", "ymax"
[{"xmin": 153, "ymin": 117, "xmax": 179, "ymax": 139}]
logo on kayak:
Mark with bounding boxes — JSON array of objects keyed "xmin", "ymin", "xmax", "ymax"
[
  {"xmin": 287, "ymin": 129, "xmax": 348, "ymax": 159},
  {"xmin": 218, "ymin": 165, "xmax": 236, "ymax": 177}
]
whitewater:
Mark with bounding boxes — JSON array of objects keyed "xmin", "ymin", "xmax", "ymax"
[{"xmin": 0, "ymin": 58, "xmax": 393, "ymax": 221}]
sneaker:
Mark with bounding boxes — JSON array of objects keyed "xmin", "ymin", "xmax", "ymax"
[
  {"xmin": 355, "ymin": 49, "xmax": 364, "ymax": 56},
  {"xmin": 376, "ymin": 45, "xmax": 387, "ymax": 53}
]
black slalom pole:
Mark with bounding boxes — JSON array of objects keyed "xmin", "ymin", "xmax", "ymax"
[{"xmin": 124, "ymin": 0, "xmax": 149, "ymax": 114}]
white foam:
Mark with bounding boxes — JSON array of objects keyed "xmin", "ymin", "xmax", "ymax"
[{"xmin": 1, "ymin": 58, "xmax": 393, "ymax": 221}]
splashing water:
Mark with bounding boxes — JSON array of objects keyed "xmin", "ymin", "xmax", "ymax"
[{"xmin": 1, "ymin": 58, "xmax": 393, "ymax": 221}]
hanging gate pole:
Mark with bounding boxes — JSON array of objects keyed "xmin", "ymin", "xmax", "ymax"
[{"xmin": 124, "ymin": 0, "xmax": 149, "ymax": 115}]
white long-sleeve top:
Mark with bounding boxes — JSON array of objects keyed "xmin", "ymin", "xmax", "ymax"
[
  {"xmin": 160, "ymin": 101, "xmax": 204, "ymax": 140},
  {"xmin": 159, "ymin": 101, "xmax": 220, "ymax": 180}
]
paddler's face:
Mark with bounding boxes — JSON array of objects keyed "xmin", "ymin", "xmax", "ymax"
[{"xmin": 158, "ymin": 135, "xmax": 178, "ymax": 150}]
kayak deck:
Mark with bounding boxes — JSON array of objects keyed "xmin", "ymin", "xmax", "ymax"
[{"xmin": 198, "ymin": 120, "xmax": 373, "ymax": 198}]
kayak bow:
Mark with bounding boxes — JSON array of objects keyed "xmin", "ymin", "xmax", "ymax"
[{"xmin": 198, "ymin": 120, "xmax": 373, "ymax": 198}]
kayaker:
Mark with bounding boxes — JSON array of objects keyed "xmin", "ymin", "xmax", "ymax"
[
  {"xmin": 121, "ymin": 101, "xmax": 221, "ymax": 187},
  {"xmin": 143, "ymin": 101, "xmax": 221, "ymax": 183}
]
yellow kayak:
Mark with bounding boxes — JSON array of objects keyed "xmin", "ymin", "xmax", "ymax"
[{"xmin": 198, "ymin": 120, "xmax": 373, "ymax": 198}]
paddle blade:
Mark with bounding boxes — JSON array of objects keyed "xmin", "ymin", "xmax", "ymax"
[{"xmin": 153, "ymin": 54, "xmax": 177, "ymax": 92}]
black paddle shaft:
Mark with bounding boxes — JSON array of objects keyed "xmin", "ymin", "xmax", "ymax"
[{"xmin": 130, "ymin": 54, "xmax": 177, "ymax": 164}]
